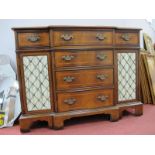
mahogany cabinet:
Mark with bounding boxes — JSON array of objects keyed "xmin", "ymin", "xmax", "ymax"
[{"xmin": 12, "ymin": 26, "xmax": 143, "ymax": 132}]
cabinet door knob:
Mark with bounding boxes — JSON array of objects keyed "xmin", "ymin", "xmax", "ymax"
[
  {"xmin": 121, "ymin": 33, "xmax": 131, "ymax": 41},
  {"xmin": 61, "ymin": 34, "xmax": 73, "ymax": 41},
  {"xmin": 64, "ymin": 76, "xmax": 75, "ymax": 83},
  {"xmin": 97, "ymin": 95, "xmax": 109, "ymax": 102},
  {"xmin": 62, "ymin": 55, "xmax": 75, "ymax": 61},
  {"xmin": 64, "ymin": 98, "xmax": 77, "ymax": 105},
  {"xmin": 96, "ymin": 33, "xmax": 106, "ymax": 41},
  {"xmin": 96, "ymin": 74, "xmax": 108, "ymax": 80},
  {"xmin": 96, "ymin": 54, "xmax": 107, "ymax": 61},
  {"xmin": 27, "ymin": 34, "xmax": 40, "ymax": 42}
]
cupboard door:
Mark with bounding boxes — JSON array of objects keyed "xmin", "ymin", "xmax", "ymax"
[
  {"xmin": 20, "ymin": 52, "xmax": 53, "ymax": 113},
  {"xmin": 117, "ymin": 52, "xmax": 137, "ymax": 102}
]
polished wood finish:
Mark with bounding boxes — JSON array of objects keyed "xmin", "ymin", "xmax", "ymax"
[
  {"xmin": 56, "ymin": 68, "xmax": 113, "ymax": 90},
  {"xmin": 12, "ymin": 25, "xmax": 143, "ymax": 132},
  {"xmin": 53, "ymin": 30, "xmax": 113, "ymax": 46},
  {"xmin": 19, "ymin": 113, "xmax": 53, "ymax": 132},
  {"xmin": 52, "ymin": 102, "xmax": 143, "ymax": 129},
  {"xmin": 54, "ymin": 50, "xmax": 113, "ymax": 67},
  {"xmin": 57, "ymin": 89, "xmax": 113, "ymax": 112},
  {"xmin": 115, "ymin": 31, "xmax": 139, "ymax": 46},
  {"xmin": 17, "ymin": 32, "xmax": 50, "ymax": 48}
]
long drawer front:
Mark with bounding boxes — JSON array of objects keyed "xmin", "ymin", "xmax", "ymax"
[
  {"xmin": 54, "ymin": 50, "xmax": 113, "ymax": 67},
  {"xmin": 53, "ymin": 30, "xmax": 113, "ymax": 46},
  {"xmin": 56, "ymin": 68, "xmax": 113, "ymax": 90},
  {"xmin": 57, "ymin": 89, "xmax": 113, "ymax": 112}
]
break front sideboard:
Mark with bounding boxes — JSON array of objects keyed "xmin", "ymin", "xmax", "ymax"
[{"xmin": 12, "ymin": 26, "xmax": 143, "ymax": 132}]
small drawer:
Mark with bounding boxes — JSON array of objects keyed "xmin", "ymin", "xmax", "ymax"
[
  {"xmin": 17, "ymin": 32, "xmax": 50, "ymax": 48},
  {"xmin": 115, "ymin": 31, "xmax": 139, "ymax": 46},
  {"xmin": 53, "ymin": 30, "xmax": 113, "ymax": 46},
  {"xmin": 55, "ymin": 50, "xmax": 113, "ymax": 67},
  {"xmin": 56, "ymin": 68, "xmax": 113, "ymax": 90},
  {"xmin": 57, "ymin": 89, "xmax": 113, "ymax": 112}
]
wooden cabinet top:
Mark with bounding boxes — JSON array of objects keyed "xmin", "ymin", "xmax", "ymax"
[{"xmin": 12, "ymin": 25, "xmax": 141, "ymax": 31}]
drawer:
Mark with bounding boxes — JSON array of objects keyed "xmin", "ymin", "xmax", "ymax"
[
  {"xmin": 115, "ymin": 31, "xmax": 139, "ymax": 46},
  {"xmin": 17, "ymin": 32, "xmax": 50, "ymax": 48},
  {"xmin": 56, "ymin": 68, "xmax": 113, "ymax": 90},
  {"xmin": 55, "ymin": 50, "xmax": 113, "ymax": 67},
  {"xmin": 57, "ymin": 89, "xmax": 113, "ymax": 112},
  {"xmin": 53, "ymin": 30, "xmax": 113, "ymax": 46}
]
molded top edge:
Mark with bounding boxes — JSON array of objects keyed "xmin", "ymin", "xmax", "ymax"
[{"xmin": 12, "ymin": 25, "xmax": 142, "ymax": 31}]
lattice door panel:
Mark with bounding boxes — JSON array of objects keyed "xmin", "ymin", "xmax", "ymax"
[
  {"xmin": 118, "ymin": 53, "xmax": 136, "ymax": 102},
  {"xmin": 22, "ymin": 55, "xmax": 51, "ymax": 111}
]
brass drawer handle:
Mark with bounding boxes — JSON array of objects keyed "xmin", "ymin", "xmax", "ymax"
[
  {"xmin": 27, "ymin": 34, "xmax": 40, "ymax": 42},
  {"xmin": 61, "ymin": 34, "xmax": 73, "ymax": 41},
  {"xmin": 64, "ymin": 98, "xmax": 77, "ymax": 105},
  {"xmin": 97, "ymin": 95, "xmax": 109, "ymax": 102},
  {"xmin": 96, "ymin": 74, "xmax": 108, "ymax": 80},
  {"xmin": 62, "ymin": 55, "xmax": 75, "ymax": 61},
  {"xmin": 121, "ymin": 33, "xmax": 131, "ymax": 41},
  {"xmin": 64, "ymin": 76, "xmax": 75, "ymax": 83},
  {"xmin": 96, "ymin": 33, "xmax": 106, "ymax": 41},
  {"xmin": 96, "ymin": 53, "xmax": 107, "ymax": 61}
]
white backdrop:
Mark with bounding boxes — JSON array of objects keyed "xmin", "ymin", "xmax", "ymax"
[{"xmin": 0, "ymin": 19, "xmax": 155, "ymax": 71}]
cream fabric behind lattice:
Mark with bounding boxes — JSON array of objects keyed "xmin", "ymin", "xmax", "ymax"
[
  {"xmin": 118, "ymin": 53, "xmax": 136, "ymax": 101},
  {"xmin": 23, "ymin": 55, "xmax": 51, "ymax": 111}
]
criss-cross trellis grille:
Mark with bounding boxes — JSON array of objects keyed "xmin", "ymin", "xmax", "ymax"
[
  {"xmin": 118, "ymin": 53, "xmax": 136, "ymax": 101},
  {"xmin": 23, "ymin": 55, "xmax": 51, "ymax": 111}
]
